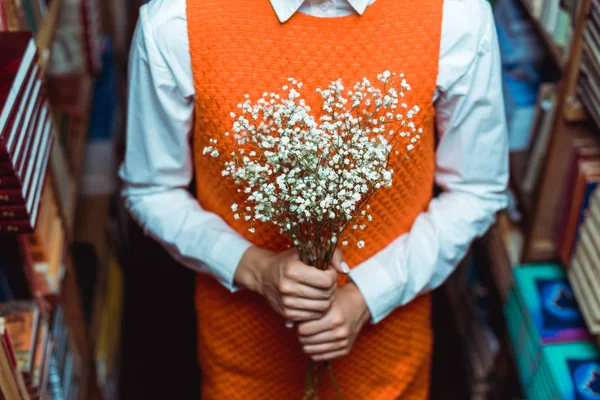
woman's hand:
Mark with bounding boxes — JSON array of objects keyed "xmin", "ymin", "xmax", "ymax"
[
  {"xmin": 297, "ymin": 282, "xmax": 371, "ymax": 361},
  {"xmin": 234, "ymin": 246, "xmax": 346, "ymax": 322}
]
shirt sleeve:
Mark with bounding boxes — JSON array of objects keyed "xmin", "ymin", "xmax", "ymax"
[
  {"xmin": 349, "ymin": 0, "xmax": 509, "ymax": 323},
  {"xmin": 118, "ymin": 5, "xmax": 253, "ymax": 291}
]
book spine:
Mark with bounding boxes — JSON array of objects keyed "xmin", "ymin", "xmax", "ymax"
[
  {"xmin": 0, "ymin": 220, "xmax": 33, "ymax": 233},
  {"xmin": 0, "ymin": 176, "xmax": 21, "ymax": 189},
  {"xmin": 0, "ymin": 190, "xmax": 24, "ymax": 206},
  {"xmin": 569, "ymin": 181, "xmax": 600, "ymax": 256},
  {"xmin": 0, "ymin": 162, "xmax": 15, "ymax": 176},
  {"xmin": 0, "ymin": 1, "xmax": 7, "ymax": 31},
  {"xmin": 0, "ymin": 205, "xmax": 27, "ymax": 219}
]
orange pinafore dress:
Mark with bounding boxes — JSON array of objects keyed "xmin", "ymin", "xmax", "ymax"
[{"xmin": 187, "ymin": 0, "xmax": 443, "ymax": 398}]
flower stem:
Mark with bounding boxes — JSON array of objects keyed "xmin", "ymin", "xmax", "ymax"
[{"xmin": 326, "ymin": 361, "xmax": 344, "ymax": 399}]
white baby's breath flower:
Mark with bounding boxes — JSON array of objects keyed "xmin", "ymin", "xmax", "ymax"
[
  {"xmin": 205, "ymin": 72, "xmax": 422, "ymax": 258},
  {"xmin": 357, "ymin": 240, "xmax": 365, "ymax": 248}
]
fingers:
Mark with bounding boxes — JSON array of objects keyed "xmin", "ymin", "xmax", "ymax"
[
  {"xmin": 298, "ymin": 307, "xmax": 345, "ymax": 336},
  {"xmin": 278, "ymin": 281, "xmax": 335, "ymax": 300},
  {"xmin": 284, "ymin": 261, "xmax": 337, "ymax": 289},
  {"xmin": 330, "ymin": 249, "xmax": 350, "ymax": 274},
  {"xmin": 302, "ymin": 339, "xmax": 349, "ymax": 355},
  {"xmin": 284, "ymin": 309, "xmax": 325, "ymax": 321},
  {"xmin": 298, "ymin": 328, "xmax": 347, "ymax": 344},
  {"xmin": 282, "ymin": 296, "xmax": 333, "ymax": 313},
  {"xmin": 312, "ymin": 349, "xmax": 350, "ymax": 362}
]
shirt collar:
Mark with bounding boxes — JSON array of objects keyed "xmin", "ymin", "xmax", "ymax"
[{"xmin": 270, "ymin": 0, "xmax": 370, "ymax": 23}]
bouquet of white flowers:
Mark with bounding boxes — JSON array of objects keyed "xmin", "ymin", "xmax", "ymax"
[{"xmin": 204, "ymin": 71, "xmax": 422, "ymax": 399}]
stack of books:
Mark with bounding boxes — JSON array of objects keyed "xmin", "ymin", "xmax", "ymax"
[
  {"xmin": 569, "ymin": 187, "xmax": 600, "ymax": 341},
  {"xmin": 531, "ymin": 342, "xmax": 600, "ymax": 399},
  {"xmin": 523, "ymin": 0, "xmax": 574, "ymax": 51},
  {"xmin": 445, "ymin": 254, "xmax": 501, "ymax": 399},
  {"xmin": 556, "ymin": 138, "xmax": 600, "ymax": 266},
  {"xmin": 0, "ymin": 31, "xmax": 54, "ymax": 234},
  {"xmin": 19, "ymin": 176, "xmax": 66, "ymax": 300},
  {"xmin": 578, "ymin": 0, "xmax": 600, "ymax": 129},
  {"xmin": 0, "ymin": 300, "xmax": 53, "ymax": 399},
  {"xmin": 47, "ymin": 304, "xmax": 82, "ymax": 400},
  {"xmin": 504, "ymin": 263, "xmax": 594, "ymax": 397},
  {"xmin": 50, "ymin": 0, "xmax": 103, "ymax": 75}
]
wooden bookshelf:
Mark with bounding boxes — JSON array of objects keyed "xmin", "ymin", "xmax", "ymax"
[
  {"xmin": 517, "ymin": 0, "xmax": 566, "ymax": 70},
  {"xmin": 519, "ymin": 0, "xmax": 594, "ymax": 263}
]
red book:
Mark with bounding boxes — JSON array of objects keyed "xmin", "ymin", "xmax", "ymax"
[
  {"xmin": 0, "ymin": 105, "xmax": 50, "ymax": 211},
  {"xmin": 12, "ymin": 88, "xmax": 44, "ymax": 186},
  {"xmin": 5, "ymin": 67, "xmax": 40, "ymax": 161},
  {"xmin": 0, "ymin": 162, "xmax": 13, "ymax": 175},
  {"xmin": 556, "ymin": 143, "xmax": 600, "ymax": 263},
  {"xmin": 0, "ymin": 2, "xmax": 8, "ymax": 32},
  {"xmin": 0, "ymin": 32, "xmax": 37, "ymax": 153},
  {"xmin": 559, "ymin": 160, "xmax": 600, "ymax": 266},
  {"xmin": 0, "ymin": 205, "xmax": 30, "ymax": 220},
  {"xmin": 0, "ymin": 118, "xmax": 53, "ymax": 232}
]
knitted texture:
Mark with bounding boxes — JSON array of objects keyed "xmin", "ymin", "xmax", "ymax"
[{"xmin": 187, "ymin": 0, "xmax": 443, "ymax": 398}]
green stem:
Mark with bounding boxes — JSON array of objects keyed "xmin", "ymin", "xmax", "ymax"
[
  {"xmin": 303, "ymin": 359, "xmax": 314, "ymax": 400},
  {"xmin": 326, "ymin": 361, "xmax": 344, "ymax": 400}
]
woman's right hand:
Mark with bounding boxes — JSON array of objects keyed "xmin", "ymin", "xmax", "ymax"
[{"xmin": 234, "ymin": 246, "xmax": 341, "ymax": 322}]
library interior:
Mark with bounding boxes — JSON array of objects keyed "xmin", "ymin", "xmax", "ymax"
[{"xmin": 1, "ymin": 0, "xmax": 600, "ymax": 399}]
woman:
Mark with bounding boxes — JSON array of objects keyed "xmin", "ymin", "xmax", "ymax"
[{"xmin": 120, "ymin": 0, "xmax": 509, "ymax": 398}]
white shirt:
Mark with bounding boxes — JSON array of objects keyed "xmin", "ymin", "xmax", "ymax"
[{"xmin": 119, "ymin": 0, "xmax": 509, "ymax": 323}]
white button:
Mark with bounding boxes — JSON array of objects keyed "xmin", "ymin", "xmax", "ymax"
[{"xmin": 319, "ymin": 1, "xmax": 332, "ymax": 11}]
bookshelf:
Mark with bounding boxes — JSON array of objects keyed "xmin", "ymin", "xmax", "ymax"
[
  {"xmin": 510, "ymin": 0, "xmax": 595, "ymax": 263},
  {"xmin": 0, "ymin": 0, "xmax": 113, "ymax": 398}
]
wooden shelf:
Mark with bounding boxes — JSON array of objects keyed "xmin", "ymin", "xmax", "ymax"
[
  {"xmin": 509, "ymin": 151, "xmax": 533, "ymax": 221},
  {"xmin": 517, "ymin": 0, "xmax": 565, "ymax": 70},
  {"xmin": 481, "ymin": 214, "xmax": 523, "ymax": 303},
  {"xmin": 35, "ymin": 0, "xmax": 62, "ymax": 78},
  {"xmin": 564, "ymin": 96, "xmax": 589, "ymax": 122}
]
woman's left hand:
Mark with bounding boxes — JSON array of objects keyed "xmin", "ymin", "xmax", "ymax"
[{"xmin": 297, "ymin": 282, "xmax": 371, "ymax": 361}]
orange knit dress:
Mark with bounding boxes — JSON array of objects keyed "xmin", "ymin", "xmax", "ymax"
[{"xmin": 187, "ymin": 0, "xmax": 443, "ymax": 398}]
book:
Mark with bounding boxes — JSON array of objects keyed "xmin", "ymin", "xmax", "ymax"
[
  {"xmin": 559, "ymin": 160, "xmax": 600, "ymax": 266},
  {"xmin": 0, "ymin": 300, "xmax": 40, "ymax": 374},
  {"xmin": 0, "ymin": 319, "xmax": 26, "ymax": 400},
  {"xmin": 543, "ymin": 342, "xmax": 600, "ymax": 399},
  {"xmin": 522, "ymin": 84, "xmax": 558, "ymax": 194},
  {"xmin": 514, "ymin": 264, "xmax": 591, "ymax": 343}
]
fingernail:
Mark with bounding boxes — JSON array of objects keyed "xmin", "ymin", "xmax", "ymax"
[
  {"xmin": 341, "ymin": 261, "xmax": 350, "ymax": 274},
  {"xmin": 285, "ymin": 320, "xmax": 294, "ymax": 329}
]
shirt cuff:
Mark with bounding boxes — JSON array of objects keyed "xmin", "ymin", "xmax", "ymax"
[
  {"xmin": 206, "ymin": 233, "xmax": 253, "ymax": 292},
  {"xmin": 349, "ymin": 256, "xmax": 406, "ymax": 324}
]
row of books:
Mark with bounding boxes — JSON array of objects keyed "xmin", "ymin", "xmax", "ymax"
[
  {"xmin": 569, "ymin": 188, "xmax": 600, "ymax": 337},
  {"xmin": 445, "ymin": 253, "xmax": 501, "ymax": 398},
  {"xmin": 504, "ymin": 263, "xmax": 600, "ymax": 398},
  {"xmin": 0, "ymin": 300, "xmax": 52, "ymax": 399},
  {"xmin": 0, "ymin": 0, "xmax": 48, "ymax": 34},
  {"xmin": 0, "ymin": 300, "xmax": 82, "ymax": 400},
  {"xmin": 525, "ymin": 0, "xmax": 574, "ymax": 51},
  {"xmin": 578, "ymin": 0, "xmax": 600, "ymax": 130},
  {"xmin": 1, "ymin": 0, "xmax": 103, "ymax": 75},
  {"xmin": 0, "ymin": 31, "xmax": 54, "ymax": 233},
  {"xmin": 556, "ymin": 135, "xmax": 600, "ymax": 267},
  {"xmin": 50, "ymin": 0, "xmax": 103, "ymax": 75}
]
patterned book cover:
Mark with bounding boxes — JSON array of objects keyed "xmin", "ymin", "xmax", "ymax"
[
  {"xmin": 544, "ymin": 342, "xmax": 600, "ymax": 400},
  {"xmin": 514, "ymin": 264, "xmax": 591, "ymax": 344}
]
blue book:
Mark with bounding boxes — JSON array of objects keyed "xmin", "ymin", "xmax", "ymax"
[
  {"xmin": 544, "ymin": 342, "xmax": 600, "ymax": 400},
  {"xmin": 514, "ymin": 264, "xmax": 591, "ymax": 344}
]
